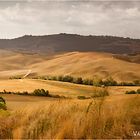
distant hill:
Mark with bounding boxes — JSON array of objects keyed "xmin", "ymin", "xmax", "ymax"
[{"xmin": 0, "ymin": 33, "xmax": 140, "ymax": 54}]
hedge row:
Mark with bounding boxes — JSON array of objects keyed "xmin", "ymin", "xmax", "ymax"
[
  {"xmin": 125, "ymin": 89, "xmax": 140, "ymax": 94},
  {"xmin": 10, "ymin": 74, "xmax": 140, "ymax": 87},
  {"xmin": 34, "ymin": 75, "xmax": 140, "ymax": 87},
  {"xmin": 0, "ymin": 89, "xmax": 66, "ymax": 98}
]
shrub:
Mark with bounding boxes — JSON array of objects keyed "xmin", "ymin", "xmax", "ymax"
[
  {"xmin": 103, "ymin": 77, "xmax": 117, "ymax": 86},
  {"xmin": 33, "ymin": 89, "xmax": 50, "ymax": 96},
  {"xmin": 137, "ymin": 89, "xmax": 140, "ymax": 94},
  {"xmin": 0, "ymin": 97, "xmax": 6, "ymax": 104},
  {"xmin": 57, "ymin": 75, "xmax": 63, "ymax": 81},
  {"xmin": 74, "ymin": 77, "xmax": 83, "ymax": 84},
  {"xmin": 62, "ymin": 75, "xmax": 74, "ymax": 82},
  {"xmin": 125, "ymin": 90, "xmax": 136, "ymax": 94},
  {"xmin": 0, "ymin": 97, "xmax": 6, "ymax": 110},
  {"xmin": 0, "ymin": 102, "xmax": 7, "ymax": 110},
  {"xmin": 22, "ymin": 91, "xmax": 29, "ymax": 95},
  {"xmin": 83, "ymin": 79, "xmax": 93, "ymax": 85},
  {"xmin": 77, "ymin": 96, "xmax": 87, "ymax": 100},
  {"xmin": 93, "ymin": 78, "xmax": 103, "ymax": 87},
  {"xmin": 9, "ymin": 75, "xmax": 22, "ymax": 79}
]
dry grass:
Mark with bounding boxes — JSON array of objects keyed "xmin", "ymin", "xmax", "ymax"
[
  {"xmin": 0, "ymin": 95, "xmax": 140, "ymax": 139},
  {"xmin": 0, "ymin": 51, "xmax": 140, "ymax": 81},
  {"xmin": 0, "ymin": 79, "xmax": 96, "ymax": 97},
  {"xmin": 0, "ymin": 79, "xmax": 140, "ymax": 98},
  {"xmin": 0, "ymin": 50, "xmax": 140, "ymax": 138}
]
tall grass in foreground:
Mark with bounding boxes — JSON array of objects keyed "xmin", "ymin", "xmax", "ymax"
[{"xmin": 0, "ymin": 96, "xmax": 140, "ymax": 139}]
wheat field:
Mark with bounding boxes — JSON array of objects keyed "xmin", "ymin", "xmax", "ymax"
[{"xmin": 0, "ymin": 94, "xmax": 140, "ymax": 139}]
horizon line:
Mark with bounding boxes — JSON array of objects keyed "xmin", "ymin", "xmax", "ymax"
[{"xmin": 0, "ymin": 33, "xmax": 139, "ymax": 40}]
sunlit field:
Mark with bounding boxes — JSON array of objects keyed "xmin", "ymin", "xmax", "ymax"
[
  {"xmin": 0, "ymin": 78, "xmax": 140, "ymax": 139},
  {"xmin": 0, "ymin": 94, "xmax": 140, "ymax": 139}
]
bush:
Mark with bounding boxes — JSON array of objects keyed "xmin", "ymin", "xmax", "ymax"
[
  {"xmin": 0, "ymin": 97, "xmax": 6, "ymax": 104},
  {"xmin": 103, "ymin": 77, "xmax": 117, "ymax": 86},
  {"xmin": 57, "ymin": 75, "xmax": 63, "ymax": 81},
  {"xmin": 77, "ymin": 96, "xmax": 88, "ymax": 100},
  {"xmin": 137, "ymin": 89, "xmax": 140, "ymax": 94},
  {"xmin": 0, "ymin": 97, "xmax": 6, "ymax": 110},
  {"xmin": 9, "ymin": 75, "xmax": 22, "ymax": 79},
  {"xmin": 0, "ymin": 102, "xmax": 7, "ymax": 110},
  {"xmin": 125, "ymin": 90, "xmax": 136, "ymax": 94},
  {"xmin": 83, "ymin": 79, "xmax": 93, "ymax": 85},
  {"xmin": 22, "ymin": 91, "xmax": 29, "ymax": 95},
  {"xmin": 74, "ymin": 77, "xmax": 83, "ymax": 84},
  {"xmin": 33, "ymin": 89, "xmax": 50, "ymax": 96},
  {"xmin": 62, "ymin": 75, "xmax": 74, "ymax": 82},
  {"xmin": 93, "ymin": 78, "xmax": 103, "ymax": 87}
]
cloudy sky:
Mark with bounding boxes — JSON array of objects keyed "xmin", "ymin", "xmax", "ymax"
[{"xmin": 0, "ymin": 0, "xmax": 140, "ymax": 39}]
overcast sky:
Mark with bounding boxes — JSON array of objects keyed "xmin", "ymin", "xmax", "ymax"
[{"xmin": 0, "ymin": 0, "xmax": 140, "ymax": 39}]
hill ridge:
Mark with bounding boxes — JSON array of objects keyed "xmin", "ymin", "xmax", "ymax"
[{"xmin": 0, "ymin": 33, "xmax": 140, "ymax": 54}]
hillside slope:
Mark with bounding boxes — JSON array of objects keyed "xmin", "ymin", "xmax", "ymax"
[
  {"xmin": 0, "ymin": 50, "xmax": 140, "ymax": 82},
  {"xmin": 31, "ymin": 52, "xmax": 140, "ymax": 81},
  {"xmin": 0, "ymin": 33, "xmax": 140, "ymax": 54}
]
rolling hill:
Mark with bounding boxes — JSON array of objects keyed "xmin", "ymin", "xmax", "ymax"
[
  {"xmin": 0, "ymin": 50, "xmax": 140, "ymax": 82},
  {"xmin": 0, "ymin": 33, "xmax": 140, "ymax": 54}
]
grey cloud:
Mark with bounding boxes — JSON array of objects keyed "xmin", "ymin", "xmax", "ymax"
[{"xmin": 0, "ymin": 1, "xmax": 140, "ymax": 38}]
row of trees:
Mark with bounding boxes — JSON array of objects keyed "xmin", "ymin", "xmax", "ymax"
[
  {"xmin": 9, "ymin": 74, "xmax": 140, "ymax": 86},
  {"xmin": 0, "ymin": 89, "xmax": 66, "ymax": 98},
  {"xmin": 36, "ymin": 75, "xmax": 140, "ymax": 87}
]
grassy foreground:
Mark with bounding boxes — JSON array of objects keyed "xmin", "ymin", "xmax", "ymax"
[{"xmin": 0, "ymin": 95, "xmax": 140, "ymax": 139}]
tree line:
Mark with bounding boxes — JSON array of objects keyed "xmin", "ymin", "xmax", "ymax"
[
  {"xmin": 34, "ymin": 75, "xmax": 140, "ymax": 87},
  {"xmin": 0, "ymin": 89, "xmax": 66, "ymax": 99}
]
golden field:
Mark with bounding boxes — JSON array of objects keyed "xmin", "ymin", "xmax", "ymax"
[
  {"xmin": 0, "ymin": 79, "xmax": 139, "ymax": 139},
  {"xmin": 0, "ymin": 93, "xmax": 140, "ymax": 139},
  {"xmin": 0, "ymin": 79, "xmax": 140, "ymax": 97},
  {"xmin": 0, "ymin": 50, "xmax": 140, "ymax": 139},
  {"xmin": 0, "ymin": 50, "xmax": 140, "ymax": 82},
  {"xmin": 0, "ymin": 78, "xmax": 139, "ymax": 109}
]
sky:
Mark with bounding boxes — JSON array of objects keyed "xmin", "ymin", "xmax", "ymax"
[{"xmin": 0, "ymin": 0, "xmax": 140, "ymax": 39}]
